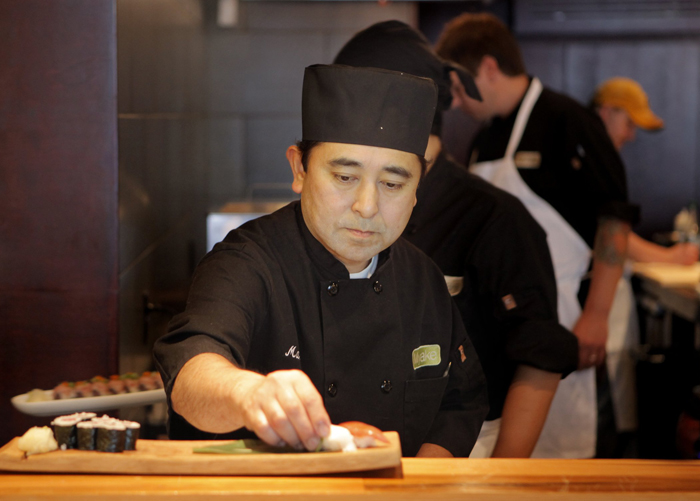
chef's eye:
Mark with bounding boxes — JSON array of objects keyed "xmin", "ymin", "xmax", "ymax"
[
  {"xmin": 383, "ymin": 181, "xmax": 404, "ymax": 191},
  {"xmin": 334, "ymin": 174, "xmax": 355, "ymax": 183}
]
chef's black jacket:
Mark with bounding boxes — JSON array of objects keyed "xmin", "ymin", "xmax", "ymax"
[
  {"xmin": 154, "ymin": 202, "xmax": 488, "ymax": 457},
  {"xmin": 404, "ymin": 151, "xmax": 578, "ymax": 421},
  {"xmin": 470, "ymin": 85, "xmax": 640, "ymax": 248}
]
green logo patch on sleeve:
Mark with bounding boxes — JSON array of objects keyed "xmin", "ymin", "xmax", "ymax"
[{"xmin": 412, "ymin": 344, "xmax": 441, "ymax": 370}]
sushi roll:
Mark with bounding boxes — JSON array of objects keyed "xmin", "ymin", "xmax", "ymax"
[
  {"xmin": 51, "ymin": 412, "xmax": 96, "ymax": 450},
  {"xmin": 121, "ymin": 373, "xmax": 141, "ymax": 393},
  {"xmin": 73, "ymin": 380, "xmax": 93, "ymax": 398},
  {"xmin": 107, "ymin": 375, "xmax": 126, "ymax": 394},
  {"xmin": 90, "ymin": 376, "xmax": 111, "ymax": 396},
  {"xmin": 94, "ymin": 417, "xmax": 127, "ymax": 453},
  {"xmin": 52, "ymin": 381, "xmax": 76, "ymax": 400},
  {"xmin": 138, "ymin": 371, "xmax": 158, "ymax": 391},
  {"xmin": 122, "ymin": 420, "xmax": 141, "ymax": 450},
  {"xmin": 76, "ymin": 420, "xmax": 97, "ymax": 450},
  {"xmin": 152, "ymin": 371, "xmax": 164, "ymax": 389}
]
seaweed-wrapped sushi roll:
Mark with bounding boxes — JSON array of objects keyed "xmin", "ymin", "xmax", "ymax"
[
  {"xmin": 122, "ymin": 420, "xmax": 141, "ymax": 450},
  {"xmin": 51, "ymin": 412, "xmax": 97, "ymax": 450},
  {"xmin": 76, "ymin": 420, "xmax": 97, "ymax": 450},
  {"xmin": 94, "ymin": 417, "xmax": 127, "ymax": 452}
]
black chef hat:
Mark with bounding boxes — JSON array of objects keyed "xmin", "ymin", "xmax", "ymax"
[
  {"xmin": 302, "ymin": 64, "xmax": 437, "ymax": 157},
  {"xmin": 333, "ymin": 20, "xmax": 481, "ymax": 135}
]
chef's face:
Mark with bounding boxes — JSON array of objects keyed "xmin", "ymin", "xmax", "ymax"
[
  {"xmin": 288, "ymin": 142, "xmax": 421, "ymax": 273},
  {"xmin": 598, "ymin": 106, "xmax": 637, "ymax": 151}
]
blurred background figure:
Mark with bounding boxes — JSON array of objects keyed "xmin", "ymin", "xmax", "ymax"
[
  {"xmin": 591, "ymin": 77, "xmax": 699, "ymax": 266},
  {"xmin": 436, "ymin": 12, "xmax": 640, "ymax": 459},
  {"xmin": 590, "ymin": 77, "xmax": 699, "ymax": 456}
]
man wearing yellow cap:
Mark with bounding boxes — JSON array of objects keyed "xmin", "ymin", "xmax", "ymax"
[
  {"xmin": 591, "ymin": 77, "xmax": 698, "ymax": 265},
  {"xmin": 590, "ymin": 77, "xmax": 698, "ymax": 455}
]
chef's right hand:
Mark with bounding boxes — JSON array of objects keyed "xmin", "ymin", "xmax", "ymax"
[
  {"xmin": 234, "ymin": 369, "xmax": 331, "ymax": 451},
  {"xmin": 573, "ymin": 310, "xmax": 608, "ymax": 370},
  {"xmin": 668, "ymin": 242, "xmax": 700, "ymax": 265}
]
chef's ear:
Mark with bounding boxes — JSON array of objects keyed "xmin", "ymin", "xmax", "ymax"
[
  {"xmin": 287, "ymin": 145, "xmax": 305, "ymax": 194},
  {"xmin": 480, "ymin": 55, "xmax": 500, "ymax": 81}
]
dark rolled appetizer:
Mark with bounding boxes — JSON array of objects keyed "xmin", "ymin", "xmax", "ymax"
[
  {"xmin": 94, "ymin": 418, "xmax": 127, "ymax": 453},
  {"xmin": 123, "ymin": 421, "xmax": 141, "ymax": 450},
  {"xmin": 76, "ymin": 420, "xmax": 97, "ymax": 450},
  {"xmin": 51, "ymin": 412, "xmax": 97, "ymax": 450}
]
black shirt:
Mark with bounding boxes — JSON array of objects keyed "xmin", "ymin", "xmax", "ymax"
[
  {"xmin": 153, "ymin": 202, "xmax": 488, "ymax": 457},
  {"xmin": 404, "ymin": 151, "xmax": 578, "ymax": 421},
  {"xmin": 470, "ymin": 85, "xmax": 639, "ymax": 248}
]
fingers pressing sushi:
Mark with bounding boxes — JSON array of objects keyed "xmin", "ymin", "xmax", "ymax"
[{"xmin": 237, "ymin": 369, "xmax": 331, "ymax": 452}]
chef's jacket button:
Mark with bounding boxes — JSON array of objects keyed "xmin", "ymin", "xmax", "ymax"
[
  {"xmin": 373, "ymin": 281, "xmax": 383, "ymax": 294},
  {"xmin": 380, "ymin": 380, "xmax": 392, "ymax": 393},
  {"xmin": 327, "ymin": 383, "xmax": 337, "ymax": 397},
  {"xmin": 327, "ymin": 282, "xmax": 339, "ymax": 296}
]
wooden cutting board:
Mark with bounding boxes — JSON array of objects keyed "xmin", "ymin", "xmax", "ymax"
[{"xmin": 0, "ymin": 432, "xmax": 401, "ymax": 476}]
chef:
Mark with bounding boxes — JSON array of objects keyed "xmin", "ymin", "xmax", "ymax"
[
  {"xmin": 153, "ymin": 64, "xmax": 488, "ymax": 458},
  {"xmin": 591, "ymin": 77, "xmax": 699, "ymax": 454},
  {"xmin": 436, "ymin": 13, "xmax": 639, "ymax": 458},
  {"xmin": 333, "ymin": 20, "xmax": 578, "ymax": 458},
  {"xmin": 591, "ymin": 77, "xmax": 699, "ymax": 266}
]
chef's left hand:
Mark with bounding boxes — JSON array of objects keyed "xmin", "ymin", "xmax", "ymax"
[{"xmin": 573, "ymin": 310, "xmax": 607, "ymax": 370}]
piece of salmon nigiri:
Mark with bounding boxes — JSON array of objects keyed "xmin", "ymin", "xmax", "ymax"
[{"xmin": 338, "ymin": 421, "xmax": 390, "ymax": 448}]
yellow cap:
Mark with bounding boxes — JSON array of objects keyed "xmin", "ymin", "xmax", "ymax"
[{"xmin": 593, "ymin": 77, "xmax": 664, "ymax": 130}]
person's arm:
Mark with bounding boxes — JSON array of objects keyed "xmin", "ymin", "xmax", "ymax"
[
  {"xmin": 491, "ymin": 365, "xmax": 560, "ymax": 457},
  {"xmin": 171, "ymin": 352, "xmax": 331, "ymax": 451},
  {"xmin": 574, "ymin": 216, "xmax": 630, "ymax": 369},
  {"xmin": 628, "ymin": 232, "xmax": 699, "ymax": 265},
  {"xmin": 417, "ymin": 443, "xmax": 453, "ymax": 457}
]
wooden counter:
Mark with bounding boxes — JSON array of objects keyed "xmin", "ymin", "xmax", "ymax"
[{"xmin": 2, "ymin": 458, "xmax": 700, "ymax": 500}]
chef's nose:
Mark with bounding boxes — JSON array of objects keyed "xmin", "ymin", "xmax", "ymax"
[{"xmin": 352, "ymin": 181, "xmax": 379, "ymax": 219}]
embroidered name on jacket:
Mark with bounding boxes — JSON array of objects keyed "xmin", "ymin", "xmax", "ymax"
[
  {"xmin": 412, "ymin": 344, "xmax": 441, "ymax": 370},
  {"xmin": 284, "ymin": 345, "xmax": 300, "ymax": 360}
]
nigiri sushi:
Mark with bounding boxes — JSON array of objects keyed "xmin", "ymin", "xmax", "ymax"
[
  {"xmin": 319, "ymin": 422, "xmax": 390, "ymax": 452},
  {"xmin": 338, "ymin": 421, "xmax": 390, "ymax": 448}
]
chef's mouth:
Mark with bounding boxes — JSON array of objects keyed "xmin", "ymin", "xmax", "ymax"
[{"xmin": 346, "ymin": 228, "xmax": 377, "ymax": 237}]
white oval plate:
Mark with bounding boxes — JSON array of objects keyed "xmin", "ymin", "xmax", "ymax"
[{"xmin": 11, "ymin": 389, "xmax": 166, "ymax": 417}]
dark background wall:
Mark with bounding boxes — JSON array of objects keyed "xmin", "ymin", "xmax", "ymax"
[{"xmin": 0, "ymin": 1, "xmax": 118, "ymax": 444}]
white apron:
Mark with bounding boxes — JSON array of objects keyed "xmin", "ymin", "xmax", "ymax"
[
  {"xmin": 470, "ymin": 78, "xmax": 597, "ymax": 458},
  {"xmin": 606, "ymin": 267, "xmax": 639, "ymax": 433}
]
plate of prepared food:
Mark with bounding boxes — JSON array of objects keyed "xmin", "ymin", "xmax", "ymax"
[
  {"xmin": 11, "ymin": 372, "xmax": 166, "ymax": 417},
  {"xmin": 0, "ymin": 417, "xmax": 402, "ymax": 476}
]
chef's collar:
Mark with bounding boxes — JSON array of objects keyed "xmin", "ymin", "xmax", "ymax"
[
  {"xmin": 348, "ymin": 255, "xmax": 378, "ymax": 279},
  {"xmin": 294, "ymin": 202, "xmax": 389, "ymax": 279},
  {"xmin": 302, "ymin": 64, "xmax": 438, "ymax": 156}
]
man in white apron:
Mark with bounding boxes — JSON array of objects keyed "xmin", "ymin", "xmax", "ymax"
[
  {"xmin": 437, "ymin": 13, "xmax": 640, "ymax": 458},
  {"xmin": 591, "ymin": 78, "xmax": 699, "ymax": 445}
]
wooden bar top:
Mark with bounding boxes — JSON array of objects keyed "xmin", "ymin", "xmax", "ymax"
[{"xmin": 2, "ymin": 458, "xmax": 699, "ymax": 500}]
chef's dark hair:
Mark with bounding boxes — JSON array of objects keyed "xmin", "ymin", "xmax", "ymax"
[
  {"xmin": 435, "ymin": 13, "xmax": 526, "ymax": 78},
  {"xmin": 295, "ymin": 140, "xmax": 427, "ymax": 178}
]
